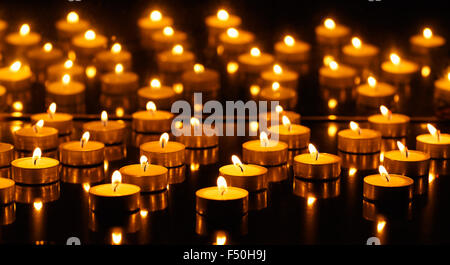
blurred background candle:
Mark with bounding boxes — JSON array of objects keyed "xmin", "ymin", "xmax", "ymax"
[
  {"xmin": 381, "ymin": 53, "xmax": 419, "ymax": 84},
  {"xmin": 293, "ymin": 144, "xmax": 341, "ymax": 180},
  {"xmin": 218, "ymin": 28, "xmax": 255, "ymax": 59},
  {"xmin": 342, "ymin": 37, "xmax": 379, "ymax": 69},
  {"xmin": 100, "ymin": 63, "xmax": 139, "ymax": 96},
  {"xmin": 274, "ymin": 35, "xmax": 310, "ymax": 72},
  {"xmin": 45, "ymin": 74, "xmax": 85, "ymax": 109},
  {"xmin": 338, "ymin": 121, "xmax": 381, "ymax": 154},
  {"xmin": 5, "ymin": 24, "xmax": 41, "ymax": 61},
  {"xmin": 138, "ymin": 10, "xmax": 173, "ymax": 48},
  {"xmin": 138, "ymin": 78, "xmax": 181, "ymax": 110},
  {"xmin": 0, "ymin": 60, "xmax": 32, "ymax": 92},
  {"xmin": 120, "ymin": 155, "xmax": 168, "ymax": 192},
  {"xmin": 47, "ymin": 59, "xmax": 84, "ymax": 82},
  {"xmin": 243, "ymin": 132, "xmax": 288, "ymax": 166},
  {"xmin": 83, "ymin": 111, "xmax": 126, "ymax": 145},
  {"xmin": 55, "ymin": 11, "xmax": 89, "ymax": 46},
  {"xmin": 205, "ymin": 9, "xmax": 241, "ymax": 47},
  {"xmin": 31, "ymin": 103, "xmax": 73, "ymax": 135},
  {"xmin": 368, "ymin": 105, "xmax": 409, "ymax": 138},
  {"xmin": 237, "ymin": 47, "xmax": 274, "ymax": 83},
  {"xmin": 14, "ymin": 120, "xmax": 59, "ymax": 152},
  {"xmin": 181, "ymin": 63, "xmax": 220, "ymax": 102},
  {"xmin": 315, "ymin": 18, "xmax": 350, "ymax": 47},
  {"xmin": 11, "ymin": 147, "xmax": 59, "ymax": 184},
  {"xmin": 219, "ymin": 155, "xmax": 267, "ymax": 192},
  {"xmin": 261, "ymin": 105, "xmax": 301, "ymax": 127},
  {"xmin": 71, "ymin": 29, "xmax": 107, "ymax": 65},
  {"xmin": 95, "ymin": 43, "xmax": 132, "ymax": 73},
  {"xmin": 319, "ymin": 59, "xmax": 357, "ymax": 89},
  {"xmin": 434, "ymin": 72, "xmax": 450, "ymax": 103},
  {"xmin": 383, "ymin": 141, "xmax": 430, "ymax": 177},
  {"xmin": 410, "ymin": 27, "xmax": 446, "ymax": 55},
  {"xmin": 416, "ymin": 124, "xmax": 450, "ymax": 159},
  {"xmin": 140, "ymin": 133, "xmax": 185, "ymax": 167},
  {"xmin": 261, "ymin": 63, "xmax": 298, "ymax": 89},
  {"xmin": 151, "ymin": 26, "xmax": 188, "ymax": 52},
  {"xmin": 26, "ymin": 42, "xmax": 63, "ymax": 77},
  {"xmin": 132, "ymin": 101, "xmax": 174, "ymax": 133},
  {"xmin": 356, "ymin": 76, "xmax": 396, "ymax": 107},
  {"xmin": 259, "ymin": 82, "xmax": 297, "ymax": 110},
  {"xmin": 157, "ymin": 44, "xmax": 195, "ymax": 85},
  {"xmin": 59, "ymin": 131, "xmax": 105, "ymax": 166}
]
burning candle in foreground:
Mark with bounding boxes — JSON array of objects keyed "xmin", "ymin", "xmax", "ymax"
[
  {"xmin": 140, "ymin": 133, "xmax": 185, "ymax": 168},
  {"xmin": 11, "ymin": 147, "xmax": 59, "ymax": 184},
  {"xmin": 242, "ymin": 132, "xmax": 288, "ymax": 166},
  {"xmin": 119, "ymin": 155, "xmax": 168, "ymax": 192},
  {"xmin": 368, "ymin": 105, "xmax": 410, "ymax": 138},
  {"xmin": 293, "ymin": 143, "xmax": 341, "ymax": 180},
  {"xmin": 383, "ymin": 141, "xmax": 430, "ymax": 177},
  {"xmin": 219, "ymin": 155, "xmax": 268, "ymax": 192},
  {"xmin": 416, "ymin": 124, "xmax": 450, "ymax": 159},
  {"xmin": 205, "ymin": 9, "xmax": 242, "ymax": 46},
  {"xmin": 274, "ymin": 35, "xmax": 311, "ymax": 70},
  {"xmin": 83, "ymin": 111, "xmax": 126, "ymax": 145},
  {"xmin": 132, "ymin": 101, "xmax": 174, "ymax": 133},
  {"xmin": 342, "ymin": 36, "xmax": 379, "ymax": 68},
  {"xmin": 59, "ymin": 131, "xmax": 105, "ymax": 166},
  {"xmin": 0, "ymin": 60, "xmax": 32, "ymax": 92},
  {"xmin": 337, "ymin": 121, "xmax": 381, "ymax": 154},
  {"xmin": 31, "ymin": 103, "xmax": 74, "ymax": 135}
]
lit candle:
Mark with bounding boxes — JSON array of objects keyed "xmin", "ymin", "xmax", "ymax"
[
  {"xmin": 0, "ymin": 143, "xmax": 14, "ymax": 170},
  {"xmin": 337, "ymin": 121, "xmax": 381, "ymax": 153},
  {"xmin": 11, "ymin": 147, "xmax": 59, "ymax": 184},
  {"xmin": 0, "ymin": 177, "xmax": 14, "ymax": 205},
  {"xmin": 100, "ymin": 63, "xmax": 139, "ymax": 95},
  {"xmin": 416, "ymin": 124, "xmax": 450, "ymax": 159},
  {"xmin": 137, "ymin": 78, "xmax": 181, "ymax": 110},
  {"xmin": 261, "ymin": 64, "xmax": 298, "ymax": 89},
  {"xmin": 5, "ymin": 24, "xmax": 41, "ymax": 58},
  {"xmin": 47, "ymin": 59, "xmax": 84, "ymax": 82},
  {"xmin": 46, "ymin": 74, "xmax": 85, "ymax": 107},
  {"xmin": 218, "ymin": 28, "xmax": 255, "ymax": 58},
  {"xmin": 83, "ymin": 111, "xmax": 126, "ymax": 145},
  {"xmin": 293, "ymin": 143, "xmax": 341, "ymax": 180},
  {"xmin": 319, "ymin": 57, "xmax": 357, "ymax": 89},
  {"xmin": 274, "ymin": 35, "xmax": 311, "ymax": 66},
  {"xmin": 89, "ymin": 170, "xmax": 141, "ymax": 213},
  {"xmin": 268, "ymin": 115, "xmax": 310, "ymax": 149},
  {"xmin": 196, "ymin": 176, "xmax": 248, "ymax": 218},
  {"xmin": 132, "ymin": 101, "xmax": 174, "ymax": 133},
  {"xmin": 363, "ymin": 165, "xmax": 414, "ymax": 203},
  {"xmin": 368, "ymin": 105, "xmax": 410, "ymax": 138},
  {"xmin": 119, "ymin": 155, "xmax": 168, "ymax": 192},
  {"xmin": 55, "ymin": 11, "xmax": 90, "ymax": 41},
  {"xmin": 177, "ymin": 117, "xmax": 219, "ymax": 148},
  {"xmin": 26, "ymin": 42, "xmax": 64, "ymax": 73},
  {"xmin": 434, "ymin": 72, "xmax": 450, "ymax": 102},
  {"xmin": 0, "ymin": 60, "xmax": 32, "ymax": 92},
  {"xmin": 381, "ymin": 53, "xmax": 419, "ymax": 84},
  {"xmin": 157, "ymin": 44, "xmax": 195, "ymax": 83},
  {"xmin": 342, "ymin": 37, "xmax": 379, "ymax": 68},
  {"xmin": 259, "ymin": 82, "xmax": 297, "ymax": 109},
  {"xmin": 95, "ymin": 43, "xmax": 132, "ymax": 73},
  {"xmin": 138, "ymin": 10, "xmax": 173, "ymax": 47},
  {"xmin": 59, "ymin": 131, "xmax": 105, "ymax": 166},
  {"xmin": 71, "ymin": 29, "xmax": 108, "ymax": 63},
  {"xmin": 219, "ymin": 155, "xmax": 268, "ymax": 192},
  {"xmin": 140, "ymin": 133, "xmax": 185, "ymax": 167},
  {"xmin": 383, "ymin": 141, "xmax": 430, "ymax": 176},
  {"xmin": 410, "ymin": 27, "xmax": 446, "ymax": 54},
  {"xmin": 242, "ymin": 132, "xmax": 288, "ymax": 166},
  {"xmin": 237, "ymin": 47, "xmax": 274, "ymax": 76},
  {"xmin": 356, "ymin": 76, "xmax": 396, "ymax": 107},
  {"xmin": 205, "ymin": 9, "xmax": 242, "ymax": 46},
  {"xmin": 14, "ymin": 120, "xmax": 59, "ymax": 152},
  {"xmin": 31, "ymin": 103, "xmax": 74, "ymax": 135},
  {"xmin": 181, "ymin": 63, "xmax": 220, "ymax": 98},
  {"xmin": 315, "ymin": 18, "xmax": 350, "ymax": 46},
  {"xmin": 151, "ymin": 26, "xmax": 188, "ymax": 52}
]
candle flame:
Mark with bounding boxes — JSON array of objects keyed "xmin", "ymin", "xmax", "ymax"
[
  {"xmin": 171, "ymin": 44, "xmax": 183, "ymax": 55},
  {"xmin": 275, "ymin": 105, "xmax": 284, "ymax": 113},
  {"xmin": 349, "ymin": 167, "xmax": 357, "ymax": 176},
  {"xmin": 284, "ymin": 35, "xmax": 295, "ymax": 46},
  {"xmin": 67, "ymin": 11, "xmax": 79, "ymax": 23},
  {"xmin": 32, "ymin": 147, "xmax": 42, "ymax": 165},
  {"xmin": 260, "ymin": 132, "xmax": 269, "ymax": 147},
  {"xmin": 115, "ymin": 64, "xmax": 124, "ymax": 74},
  {"xmin": 194, "ymin": 63, "xmax": 205, "ymax": 73},
  {"xmin": 378, "ymin": 165, "xmax": 391, "ymax": 182},
  {"xmin": 140, "ymin": 155, "xmax": 149, "ymax": 171},
  {"xmin": 329, "ymin": 61, "xmax": 339, "ymax": 71},
  {"xmin": 33, "ymin": 200, "xmax": 43, "ymax": 211},
  {"xmin": 323, "ymin": 55, "xmax": 334, "ymax": 67},
  {"xmin": 273, "ymin": 64, "xmax": 282, "ymax": 74},
  {"xmin": 111, "ymin": 170, "xmax": 122, "ymax": 192},
  {"xmin": 111, "ymin": 43, "xmax": 122, "ymax": 54},
  {"xmin": 272, "ymin": 82, "xmax": 280, "ymax": 91},
  {"xmin": 64, "ymin": 59, "xmax": 73, "ymax": 69},
  {"xmin": 250, "ymin": 84, "xmax": 260, "ymax": 96},
  {"xmin": 217, "ymin": 9, "xmax": 229, "ymax": 21},
  {"xmin": 390, "ymin": 53, "xmax": 400, "ymax": 65},
  {"xmin": 250, "ymin": 47, "xmax": 260, "ymax": 57},
  {"xmin": 84, "ymin": 30, "xmax": 96, "ymax": 40},
  {"xmin": 101, "ymin": 111, "xmax": 108, "ymax": 126},
  {"xmin": 111, "ymin": 231, "xmax": 122, "ymax": 245},
  {"xmin": 146, "ymin": 101, "xmax": 157, "ymax": 112},
  {"xmin": 217, "ymin": 176, "xmax": 228, "ymax": 196},
  {"xmin": 43, "ymin": 42, "xmax": 53, "ymax": 52},
  {"xmin": 227, "ymin": 27, "xmax": 239, "ymax": 38},
  {"xmin": 19, "ymin": 24, "xmax": 30, "ymax": 36},
  {"xmin": 421, "ymin": 66, "xmax": 431, "ymax": 78},
  {"xmin": 80, "ymin": 131, "xmax": 90, "ymax": 148},
  {"xmin": 163, "ymin": 26, "xmax": 174, "ymax": 36},
  {"xmin": 150, "ymin": 10, "xmax": 162, "ymax": 22},
  {"xmin": 397, "ymin": 141, "xmax": 409, "ymax": 158},
  {"xmin": 160, "ymin": 132, "xmax": 169, "ymax": 148},
  {"xmin": 173, "ymin": 83, "xmax": 183, "ymax": 94},
  {"xmin": 68, "ymin": 50, "xmax": 76, "ymax": 61},
  {"xmin": 351, "ymin": 37, "xmax": 362, "ymax": 49},
  {"xmin": 227, "ymin": 61, "xmax": 239, "ymax": 74},
  {"xmin": 214, "ymin": 231, "xmax": 227, "ymax": 245},
  {"xmin": 190, "ymin": 117, "xmax": 200, "ymax": 128},
  {"xmin": 282, "ymin": 115, "xmax": 291, "ymax": 130},
  {"xmin": 324, "ymin": 18, "xmax": 336, "ymax": 30},
  {"xmin": 308, "ymin": 143, "xmax": 319, "ymax": 160},
  {"xmin": 48, "ymin": 102, "xmax": 56, "ymax": 118},
  {"xmin": 380, "ymin": 105, "xmax": 392, "ymax": 120},
  {"xmin": 427, "ymin": 123, "xmax": 440, "ymax": 141},
  {"xmin": 62, "ymin": 74, "xmax": 71, "ymax": 84},
  {"xmin": 9, "ymin": 61, "xmax": 22, "ymax": 72},
  {"xmin": 350, "ymin": 121, "xmax": 361, "ymax": 135},
  {"xmin": 86, "ymin": 66, "xmax": 97, "ymax": 78},
  {"xmin": 368, "ymin": 76, "xmax": 377, "ymax": 88},
  {"xmin": 423, "ymin": 28, "xmax": 433, "ymax": 39}
]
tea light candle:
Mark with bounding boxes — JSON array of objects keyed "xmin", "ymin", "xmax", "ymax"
[
  {"xmin": 120, "ymin": 155, "xmax": 168, "ymax": 192},
  {"xmin": 0, "ymin": 177, "xmax": 14, "ymax": 205},
  {"xmin": 95, "ymin": 43, "xmax": 132, "ymax": 73},
  {"xmin": 237, "ymin": 47, "xmax": 274, "ymax": 75},
  {"xmin": 0, "ymin": 143, "xmax": 14, "ymax": 168},
  {"xmin": 83, "ymin": 111, "xmax": 126, "ymax": 145},
  {"xmin": 381, "ymin": 53, "xmax": 419, "ymax": 84},
  {"xmin": 0, "ymin": 61, "xmax": 32, "ymax": 92},
  {"xmin": 259, "ymin": 82, "xmax": 297, "ymax": 109},
  {"xmin": 137, "ymin": 78, "xmax": 181, "ymax": 110},
  {"xmin": 100, "ymin": 64, "xmax": 139, "ymax": 95},
  {"xmin": 59, "ymin": 132, "xmax": 105, "ymax": 166},
  {"xmin": 261, "ymin": 64, "xmax": 298, "ymax": 89},
  {"xmin": 151, "ymin": 26, "xmax": 188, "ymax": 52},
  {"xmin": 196, "ymin": 176, "xmax": 248, "ymax": 218},
  {"xmin": 315, "ymin": 18, "xmax": 350, "ymax": 46},
  {"xmin": 342, "ymin": 37, "xmax": 379, "ymax": 67},
  {"xmin": 338, "ymin": 121, "xmax": 381, "ymax": 153},
  {"xmin": 268, "ymin": 116, "xmax": 310, "ymax": 149},
  {"xmin": 218, "ymin": 28, "xmax": 255, "ymax": 57},
  {"xmin": 319, "ymin": 59, "xmax": 357, "ymax": 89},
  {"xmin": 31, "ymin": 103, "xmax": 73, "ymax": 135},
  {"xmin": 14, "ymin": 120, "xmax": 59, "ymax": 151},
  {"xmin": 416, "ymin": 124, "xmax": 450, "ymax": 159},
  {"xmin": 205, "ymin": 9, "xmax": 241, "ymax": 45},
  {"xmin": 356, "ymin": 76, "xmax": 396, "ymax": 107},
  {"xmin": 5, "ymin": 24, "xmax": 41, "ymax": 57},
  {"xmin": 47, "ymin": 59, "xmax": 84, "ymax": 82},
  {"xmin": 11, "ymin": 148, "xmax": 59, "ymax": 184},
  {"xmin": 434, "ymin": 72, "xmax": 450, "ymax": 102},
  {"xmin": 71, "ymin": 29, "xmax": 107, "ymax": 63},
  {"xmin": 368, "ymin": 105, "xmax": 410, "ymax": 138},
  {"xmin": 138, "ymin": 10, "xmax": 173, "ymax": 43},
  {"xmin": 363, "ymin": 165, "xmax": 414, "ymax": 202},
  {"xmin": 55, "ymin": 12, "xmax": 89, "ymax": 41},
  {"xmin": 157, "ymin": 44, "xmax": 195, "ymax": 74},
  {"xmin": 242, "ymin": 132, "xmax": 288, "ymax": 166},
  {"xmin": 383, "ymin": 141, "xmax": 430, "ymax": 176},
  {"xmin": 293, "ymin": 144, "xmax": 341, "ymax": 180},
  {"xmin": 132, "ymin": 101, "xmax": 174, "ymax": 133},
  {"xmin": 89, "ymin": 170, "xmax": 140, "ymax": 213},
  {"xmin": 140, "ymin": 133, "xmax": 185, "ymax": 167},
  {"xmin": 181, "ymin": 63, "xmax": 220, "ymax": 93},
  {"xmin": 26, "ymin": 42, "xmax": 64, "ymax": 73},
  {"xmin": 219, "ymin": 155, "xmax": 268, "ymax": 192},
  {"xmin": 274, "ymin": 35, "xmax": 310, "ymax": 64},
  {"xmin": 177, "ymin": 117, "xmax": 219, "ymax": 148},
  {"xmin": 46, "ymin": 74, "xmax": 85, "ymax": 106},
  {"xmin": 410, "ymin": 28, "xmax": 446, "ymax": 54}
]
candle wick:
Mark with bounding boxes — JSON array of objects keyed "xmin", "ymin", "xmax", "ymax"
[
  {"xmin": 405, "ymin": 148, "xmax": 409, "ymax": 159},
  {"xmin": 102, "ymin": 121, "xmax": 107, "ymax": 127},
  {"xmin": 143, "ymin": 163, "xmax": 147, "ymax": 172},
  {"xmin": 288, "ymin": 124, "xmax": 292, "ymax": 132},
  {"xmin": 358, "ymin": 128, "xmax": 361, "ymax": 136},
  {"xmin": 33, "ymin": 126, "xmax": 38, "ymax": 134},
  {"xmin": 315, "ymin": 152, "xmax": 319, "ymax": 161},
  {"xmin": 437, "ymin": 130, "xmax": 441, "ymax": 142},
  {"xmin": 33, "ymin": 159, "xmax": 37, "ymax": 166},
  {"xmin": 113, "ymin": 183, "xmax": 119, "ymax": 192},
  {"xmin": 239, "ymin": 164, "xmax": 244, "ymax": 173}
]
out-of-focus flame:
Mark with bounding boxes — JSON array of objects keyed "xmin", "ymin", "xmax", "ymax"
[
  {"xmin": 9, "ymin": 61, "xmax": 22, "ymax": 72},
  {"xmin": 146, "ymin": 101, "xmax": 156, "ymax": 112},
  {"xmin": 163, "ymin": 26, "xmax": 174, "ymax": 36},
  {"xmin": 84, "ymin": 30, "xmax": 96, "ymax": 40},
  {"xmin": 171, "ymin": 44, "xmax": 183, "ymax": 55},
  {"xmin": 227, "ymin": 27, "xmax": 239, "ymax": 38},
  {"xmin": 390, "ymin": 53, "xmax": 400, "ymax": 65},
  {"xmin": 260, "ymin": 131, "xmax": 269, "ymax": 147},
  {"xmin": 227, "ymin": 61, "xmax": 239, "ymax": 74},
  {"xmin": 329, "ymin": 61, "xmax": 338, "ymax": 71},
  {"xmin": 324, "ymin": 18, "xmax": 336, "ymax": 30},
  {"xmin": 20, "ymin": 24, "xmax": 30, "ymax": 36},
  {"xmin": 194, "ymin": 63, "xmax": 205, "ymax": 73},
  {"xmin": 423, "ymin": 28, "xmax": 433, "ymax": 39},
  {"xmin": 115, "ymin": 64, "xmax": 124, "ymax": 74},
  {"xmin": 150, "ymin": 10, "xmax": 162, "ymax": 22},
  {"xmin": 111, "ymin": 43, "xmax": 122, "ymax": 54},
  {"xmin": 284, "ymin": 35, "xmax": 295, "ymax": 46},
  {"xmin": 217, "ymin": 9, "xmax": 229, "ymax": 21},
  {"xmin": 272, "ymin": 82, "xmax": 280, "ymax": 91},
  {"xmin": 368, "ymin": 76, "xmax": 377, "ymax": 88},
  {"xmin": 43, "ymin": 43, "xmax": 53, "ymax": 52},
  {"xmin": 250, "ymin": 47, "xmax": 260, "ymax": 57},
  {"xmin": 273, "ymin": 64, "xmax": 282, "ymax": 74},
  {"xmin": 352, "ymin": 37, "xmax": 362, "ymax": 49},
  {"xmin": 64, "ymin": 59, "xmax": 73, "ymax": 69},
  {"xmin": 67, "ymin": 11, "xmax": 79, "ymax": 23}
]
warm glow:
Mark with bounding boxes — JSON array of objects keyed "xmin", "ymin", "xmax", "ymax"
[
  {"xmin": 146, "ymin": 101, "xmax": 157, "ymax": 112},
  {"xmin": 163, "ymin": 26, "xmax": 174, "ymax": 36},
  {"xmin": 324, "ymin": 18, "xmax": 336, "ymax": 30},
  {"xmin": 80, "ymin": 131, "xmax": 90, "ymax": 148},
  {"xmin": 150, "ymin": 10, "xmax": 162, "ymax": 22},
  {"xmin": 328, "ymin": 99, "xmax": 337, "ymax": 109},
  {"xmin": 378, "ymin": 165, "xmax": 391, "ymax": 182},
  {"xmin": 190, "ymin": 163, "xmax": 200, "ymax": 171},
  {"xmin": 390, "ymin": 53, "xmax": 401, "ymax": 65},
  {"xmin": 115, "ymin": 64, "xmax": 124, "ymax": 74},
  {"xmin": 260, "ymin": 132, "xmax": 269, "ymax": 147},
  {"xmin": 249, "ymin": 121, "xmax": 259, "ymax": 132},
  {"xmin": 19, "ymin": 24, "xmax": 30, "ymax": 36},
  {"xmin": 308, "ymin": 143, "xmax": 319, "ymax": 160},
  {"xmin": 43, "ymin": 43, "xmax": 53, "ymax": 52},
  {"xmin": 397, "ymin": 141, "xmax": 409, "ymax": 158},
  {"xmin": 350, "ymin": 121, "xmax": 360, "ymax": 135},
  {"xmin": 148, "ymin": 79, "xmax": 161, "ymax": 89},
  {"xmin": 377, "ymin": 220, "xmax": 386, "ymax": 233},
  {"xmin": 250, "ymin": 84, "xmax": 260, "ymax": 96},
  {"xmin": 227, "ymin": 28, "xmax": 239, "ymax": 38},
  {"xmin": 380, "ymin": 152, "xmax": 384, "ymax": 163},
  {"xmin": 111, "ymin": 232, "xmax": 122, "ymax": 245},
  {"xmin": 232, "ymin": 155, "xmax": 244, "ymax": 172},
  {"xmin": 307, "ymin": 196, "xmax": 316, "ymax": 206},
  {"xmin": 64, "ymin": 60, "xmax": 73, "ymax": 69},
  {"xmin": 32, "ymin": 147, "xmax": 42, "ymax": 165},
  {"xmin": 227, "ymin": 62, "xmax": 239, "ymax": 74},
  {"xmin": 447, "ymin": 72, "xmax": 450, "ymax": 81},
  {"xmin": 101, "ymin": 111, "xmax": 108, "ymax": 126},
  {"xmin": 275, "ymin": 105, "xmax": 284, "ymax": 113},
  {"xmin": 217, "ymin": 176, "xmax": 228, "ymax": 195},
  {"xmin": 194, "ymin": 64, "xmax": 205, "ymax": 73},
  {"xmin": 423, "ymin": 28, "xmax": 433, "ymax": 39},
  {"xmin": 33, "ymin": 200, "xmax": 43, "ymax": 211},
  {"xmin": 323, "ymin": 55, "xmax": 334, "ymax": 66},
  {"xmin": 68, "ymin": 51, "xmax": 76, "ymax": 61},
  {"xmin": 329, "ymin": 61, "xmax": 339, "ymax": 71},
  {"xmin": 351, "ymin": 37, "xmax": 362, "ymax": 49},
  {"xmin": 282, "ymin": 115, "xmax": 291, "ymax": 128},
  {"xmin": 160, "ymin": 133, "xmax": 169, "ymax": 148},
  {"xmin": 349, "ymin": 168, "xmax": 357, "ymax": 176},
  {"xmin": 111, "ymin": 43, "xmax": 122, "ymax": 54},
  {"xmin": 9, "ymin": 61, "xmax": 22, "ymax": 72},
  {"xmin": 284, "ymin": 35, "xmax": 295, "ymax": 46},
  {"xmin": 250, "ymin": 47, "xmax": 261, "ymax": 57},
  {"xmin": 327, "ymin": 124, "xmax": 337, "ymax": 137},
  {"xmin": 272, "ymin": 82, "xmax": 280, "ymax": 91},
  {"xmin": 190, "ymin": 117, "xmax": 200, "ymax": 127},
  {"xmin": 62, "ymin": 74, "xmax": 71, "ymax": 84},
  {"xmin": 140, "ymin": 209, "xmax": 148, "ymax": 218},
  {"xmin": 140, "ymin": 155, "xmax": 149, "ymax": 171},
  {"xmin": 84, "ymin": 30, "xmax": 96, "ymax": 40},
  {"xmin": 273, "ymin": 64, "xmax": 282, "ymax": 74},
  {"xmin": 214, "ymin": 231, "xmax": 227, "ymax": 245},
  {"xmin": 67, "ymin": 11, "xmax": 79, "ymax": 24},
  {"xmin": 368, "ymin": 76, "xmax": 377, "ymax": 88},
  {"xmin": 83, "ymin": 183, "xmax": 90, "ymax": 193},
  {"xmin": 173, "ymin": 83, "xmax": 184, "ymax": 94},
  {"xmin": 86, "ymin": 66, "xmax": 97, "ymax": 78},
  {"xmin": 217, "ymin": 9, "xmax": 229, "ymax": 21},
  {"xmin": 12, "ymin": 101, "xmax": 23, "ymax": 112},
  {"xmin": 48, "ymin": 103, "xmax": 56, "ymax": 116},
  {"xmin": 171, "ymin": 44, "xmax": 183, "ymax": 55},
  {"xmin": 35, "ymin": 119, "xmax": 44, "ymax": 130},
  {"xmin": 421, "ymin": 66, "xmax": 431, "ymax": 78},
  {"xmin": 428, "ymin": 173, "xmax": 436, "ymax": 184}
]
